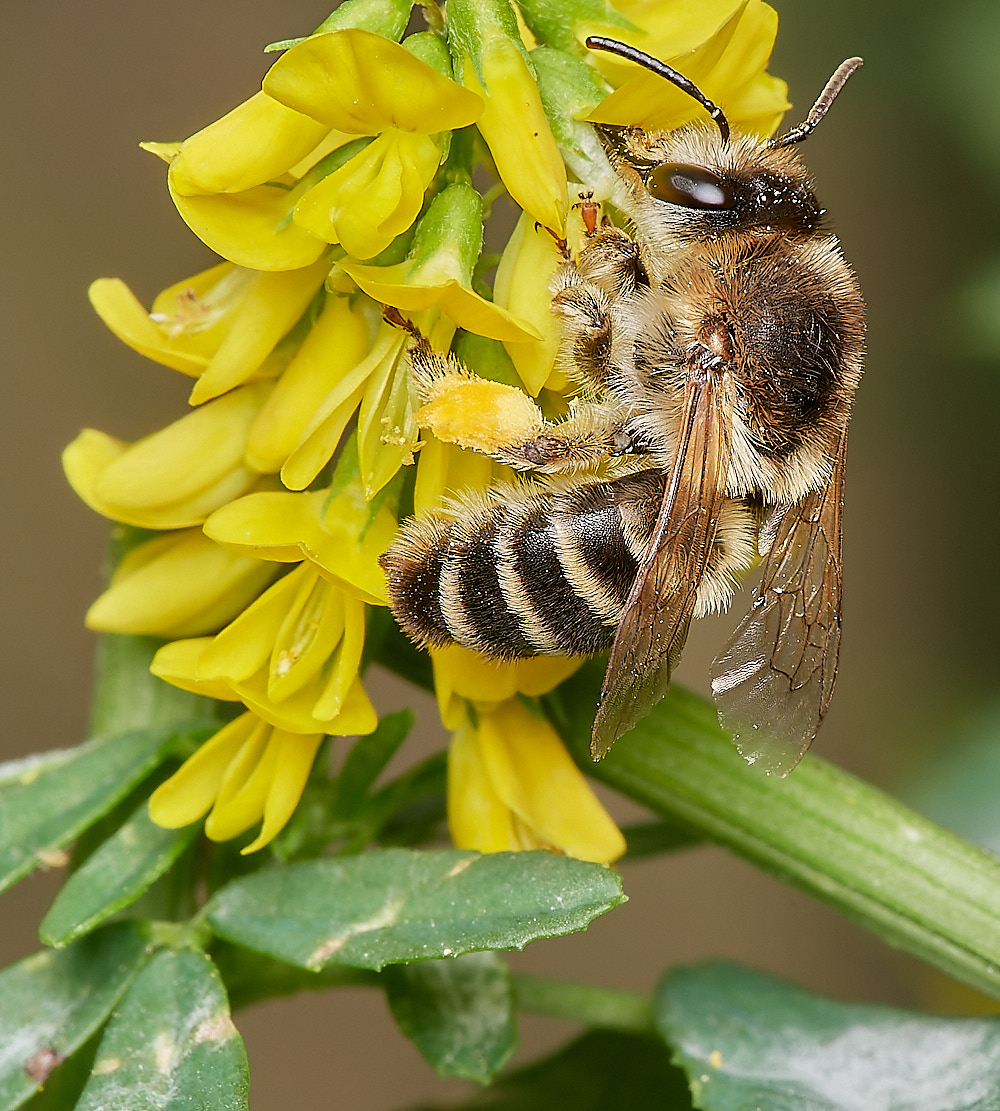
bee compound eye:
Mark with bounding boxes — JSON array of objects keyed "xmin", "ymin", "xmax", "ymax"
[{"xmin": 648, "ymin": 163, "xmax": 735, "ymax": 209}]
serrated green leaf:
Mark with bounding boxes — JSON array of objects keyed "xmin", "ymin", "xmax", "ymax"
[
  {"xmin": 385, "ymin": 952, "xmax": 516, "ymax": 1083},
  {"xmin": 205, "ymin": 848, "xmax": 625, "ymax": 971},
  {"xmin": 407, "ymin": 1029, "xmax": 692, "ymax": 1111},
  {"xmin": 0, "ymin": 923, "xmax": 148, "ymax": 1111},
  {"xmin": 75, "ymin": 949, "xmax": 248, "ymax": 1111},
  {"xmin": 40, "ymin": 801, "xmax": 198, "ymax": 947},
  {"xmin": 0, "ymin": 729, "xmax": 176, "ymax": 895},
  {"xmin": 658, "ymin": 961, "xmax": 1000, "ymax": 1111},
  {"xmin": 548, "ymin": 664, "xmax": 1000, "ymax": 1001}
]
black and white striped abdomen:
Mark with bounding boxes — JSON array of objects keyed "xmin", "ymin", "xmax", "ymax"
[{"xmin": 382, "ymin": 471, "xmax": 668, "ymax": 659}]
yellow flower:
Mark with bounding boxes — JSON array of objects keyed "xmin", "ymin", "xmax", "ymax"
[
  {"xmin": 151, "ymin": 563, "xmax": 377, "ymax": 737},
  {"xmin": 162, "ymin": 30, "xmax": 482, "ymax": 270},
  {"xmin": 448, "ymin": 698, "xmax": 625, "ymax": 863},
  {"xmin": 587, "ymin": 0, "xmax": 790, "ymax": 136},
  {"xmin": 245, "ymin": 290, "xmax": 374, "ymax": 474},
  {"xmin": 338, "ymin": 183, "xmax": 541, "ymax": 343},
  {"xmin": 149, "ymin": 710, "xmax": 324, "ymax": 854},
  {"xmin": 448, "ymin": 0, "xmax": 567, "ymax": 231},
  {"xmin": 63, "ymin": 382, "xmax": 271, "ymax": 529},
  {"xmin": 85, "ymin": 528, "xmax": 277, "ymax": 638},
  {"xmin": 492, "ymin": 211, "xmax": 567, "ymax": 396}
]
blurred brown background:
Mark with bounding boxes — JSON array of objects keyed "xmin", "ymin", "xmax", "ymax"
[{"xmin": 3, "ymin": 1, "xmax": 999, "ymax": 1107}]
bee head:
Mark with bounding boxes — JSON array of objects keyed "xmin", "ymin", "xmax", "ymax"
[{"xmin": 586, "ymin": 45, "xmax": 862, "ymax": 244}]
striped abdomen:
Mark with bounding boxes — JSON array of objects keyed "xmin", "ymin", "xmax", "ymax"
[{"xmin": 382, "ymin": 471, "xmax": 670, "ymax": 659}]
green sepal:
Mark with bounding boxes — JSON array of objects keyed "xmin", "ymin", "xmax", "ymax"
[
  {"xmin": 446, "ymin": 0, "xmax": 529, "ymax": 88},
  {"xmin": 514, "ymin": 0, "xmax": 635, "ymax": 51}
]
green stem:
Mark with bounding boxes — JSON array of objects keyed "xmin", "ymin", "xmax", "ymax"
[
  {"xmin": 513, "ymin": 974, "xmax": 655, "ymax": 1036},
  {"xmin": 547, "ymin": 662, "xmax": 1000, "ymax": 1003}
]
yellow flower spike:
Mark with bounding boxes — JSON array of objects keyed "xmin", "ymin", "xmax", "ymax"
[
  {"xmin": 168, "ymin": 91, "xmax": 332, "ymax": 197},
  {"xmin": 89, "ymin": 263, "xmax": 253, "ymax": 378},
  {"xmin": 280, "ymin": 322, "xmax": 407, "ymax": 492},
  {"xmin": 449, "ymin": 699, "xmax": 625, "ymax": 863},
  {"xmin": 431, "ymin": 644, "xmax": 582, "ymax": 731},
  {"xmin": 149, "ymin": 712, "xmax": 267, "ymax": 829},
  {"xmin": 63, "ymin": 382, "xmax": 270, "ymax": 529},
  {"xmin": 262, "ymin": 29, "xmax": 483, "ymax": 135},
  {"xmin": 167, "ymin": 166, "xmax": 327, "ymax": 273},
  {"xmin": 493, "ymin": 212, "xmax": 564, "ymax": 396},
  {"xmin": 462, "ymin": 38, "xmax": 567, "ymax": 233},
  {"xmin": 293, "ymin": 130, "xmax": 442, "ymax": 261},
  {"xmin": 85, "ymin": 528, "xmax": 278, "ymax": 639},
  {"xmin": 189, "ymin": 257, "xmax": 330, "ymax": 404},
  {"xmin": 246, "ymin": 292, "xmax": 373, "ymax": 474}
]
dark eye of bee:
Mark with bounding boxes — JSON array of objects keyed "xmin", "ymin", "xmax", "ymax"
[{"xmin": 648, "ymin": 163, "xmax": 735, "ymax": 209}]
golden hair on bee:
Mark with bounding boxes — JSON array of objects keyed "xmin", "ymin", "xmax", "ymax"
[{"xmin": 381, "ymin": 41, "xmax": 865, "ymax": 775}]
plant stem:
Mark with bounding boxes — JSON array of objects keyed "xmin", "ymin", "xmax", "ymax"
[{"xmin": 512, "ymin": 974, "xmax": 655, "ymax": 1036}]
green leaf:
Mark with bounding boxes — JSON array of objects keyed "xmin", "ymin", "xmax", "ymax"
[
  {"xmin": 75, "ymin": 948, "xmax": 248, "ymax": 1111},
  {"xmin": 40, "ymin": 800, "xmax": 198, "ymax": 947},
  {"xmin": 549, "ymin": 664, "xmax": 1000, "ymax": 1001},
  {"xmin": 210, "ymin": 939, "xmax": 375, "ymax": 1012},
  {"xmin": 658, "ymin": 961, "xmax": 1000, "ymax": 1111},
  {"xmin": 0, "ymin": 730, "xmax": 176, "ymax": 895},
  {"xmin": 384, "ymin": 952, "xmax": 516, "ymax": 1083},
  {"xmin": 205, "ymin": 848, "xmax": 625, "ymax": 971},
  {"xmin": 335, "ymin": 709, "xmax": 414, "ymax": 815},
  {"xmin": 0, "ymin": 923, "xmax": 148, "ymax": 1111},
  {"xmin": 407, "ymin": 1029, "xmax": 692, "ymax": 1111}
]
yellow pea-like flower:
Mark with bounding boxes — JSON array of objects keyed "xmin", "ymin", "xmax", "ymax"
[
  {"xmin": 149, "ymin": 710, "xmax": 325, "ymax": 854},
  {"xmin": 85, "ymin": 528, "xmax": 277, "ymax": 639},
  {"xmin": 448, "ymin": 698, "xmax": 625, "ymax": 863}
]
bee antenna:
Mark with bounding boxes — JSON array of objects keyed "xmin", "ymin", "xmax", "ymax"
[
  {"xmin": 585, "ymin": 36, "xmax": 730, "ymax": 144},
  {"xmin": 770, "ymin": 57, "xmax": 863, "ymax": 150}
]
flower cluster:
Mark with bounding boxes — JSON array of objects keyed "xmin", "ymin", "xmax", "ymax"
[{"xmin": 67, "ymin": 0, "xmax": 788, "ymax": 860}]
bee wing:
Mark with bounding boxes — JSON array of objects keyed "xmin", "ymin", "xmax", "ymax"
[
  {"xmin": 709, "ymin": 426, "xmax": 848, "ymax": 775},
  {"xmin": 591, "ymin": 371, "xmax": 734, "ymax": 759}
]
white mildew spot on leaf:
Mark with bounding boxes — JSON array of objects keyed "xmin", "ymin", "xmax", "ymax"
[
  {"xmin": 92, "ymin": 1056, "xmax": 122, "ymax": 1076},
  {"xmin": 307, "ymin": 897, "xmax": 406, "ymax": 969},
  {"xmin": 153, "ymin": 1032, "xmax": 180, "ymax": 1074},
  {"xmin": 194, "ymin": 1012, "xmax": 238, "ymax": 1044},
  {"xmin": 446, "ymin": 856, "xmax": 476, "ymax": 879}
]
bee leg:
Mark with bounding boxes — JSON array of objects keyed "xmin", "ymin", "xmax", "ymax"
[{"xmin": 492, "ymin": 401, "xmax": 644, "ymax": 473}]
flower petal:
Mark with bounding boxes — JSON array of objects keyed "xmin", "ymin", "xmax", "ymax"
[
  {"xmin": 85, "ymin": 528, "xmax": 277, "ymax": 638},
  {"xmin": 169, "ymin": 91, "xmax": 332, "ymax": 197},
  {"xmin": 447, "ymin": 719, "xmax": 519, "ymax": 853},
  {"xmin": 262, "ymin": 29, "xmax": 483, "ymax": 134},
  {"xmin": 189, "ymin": 258, "xmax": 330, "ymax": 404},
  {"xmin": 476, "ymin": 700, "xmax": 625, "ymax": 863},
  {"xmin": 149, "ymin": 712, "xmax": 262, "ymax": 828}
]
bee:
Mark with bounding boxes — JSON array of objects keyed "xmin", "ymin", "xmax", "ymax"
[{"xmin": 381, "ymin": 39, "xmax": 865, "ymax": 774}]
